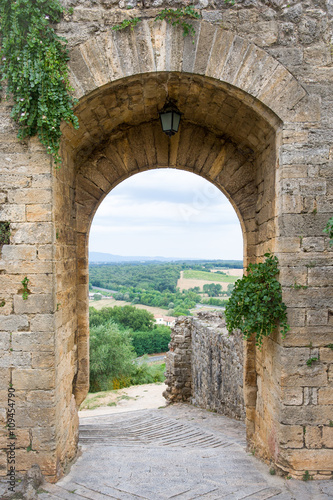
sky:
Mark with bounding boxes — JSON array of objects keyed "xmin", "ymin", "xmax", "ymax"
[{"xmin": 89, "ymin": 169, "xmax": 243, "ymax": 260}]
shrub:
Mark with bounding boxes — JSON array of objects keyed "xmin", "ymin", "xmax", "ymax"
[
  {"xmin": 131, "ymin": 326, "xmax": 171, "ymax": 356},
  {"xmin": 130, "ymin": 362, "xmax": 165, "ymax": 386}
]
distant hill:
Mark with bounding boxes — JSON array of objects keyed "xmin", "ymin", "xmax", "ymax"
[{"xmin": 89, "ymin": 251, "xmax": 186, "ymax": 263}]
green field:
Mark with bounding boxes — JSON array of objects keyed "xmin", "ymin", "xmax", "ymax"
[{"xmin": 183, "ymin": 270, "xmax": 238, "ymax": 283}]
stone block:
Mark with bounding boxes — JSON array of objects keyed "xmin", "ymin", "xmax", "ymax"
[
  {"xmin": 0, "ymin": 315, "xmax": 28, "ymax": 331},
  {"xmin": 320, "ymin": 348, "xmax": 333, "ymax": 363},
  {"xmin": 26, "ymin": 204, "xmax": 52, "ymax": 222},
  {"xmin": 26, "ymin": 389, "xmax": 55, "ymax": 407},
  {"xmin": 0, "ymin": 260, "xmax": 53, "ymax": 274},
  {"xmin": 1, "ymin": 350, "xmax": 31, "ymax": 368},
  {"xmin": 12, "ymin": 331, "xmax": 54, "ymax": 352},
  {"xmin": 37, "ymin": 244, "xmax": 53, "ymax": 260},
  {"xmin": 282, "ymin": 449, "xmax": 333, "ymax": 472},
  {"xmin": 11, "ymin": 222, "xmax": 52, "ymax": 245},
  {"xmin": 322, "ymin": 427, "xmax": 333, "ymax": 448},
  {"xmin": 301, "ymin": 237, "xmax": 325, "ymax": 253},
  {"xmin": 287, "ymin": 308, "xmax": 306, "ymax": 327},
  {"xmin": 0, "ymin": 204, "xmax": 26, "ymax": 222},
  {"xmin": 307, "ymin": 309, "xmax": 328, "ymax": 326},
  {"xmin": 282, "ymin": 387, "xmax": 303, "ymax": 406},
  {"xmin": 7, "ymin": 188, "xmax": 52, "ymax": 205},
  {"xmin": 283, "ymin": 287, "xmax": 333, "ymax": 308},
  {"xmin": 31, "ymin": 352, "xmax": 55, "ymax": 369},
  {"xmin": 318, "ymin": 388, "xmax": 333, "ymax": 405},
  {"xmin": 14, "ymin": 449, "xmax": 57, "ymax": 476},
  {"xmin": 305, "ymin": 426, "xmax": 322, "ymax": 449},
  {"xmin": 281, "ymin": 406, "xmax": 333, "ymax": 426},
  {"xmin": 0, "ymin": 368, "xmax": 10, "ymax": 389},
  {"xmin": 14, "ymin": 294, "xmax": 53, "ymax": 314},
  {"xmin": 32, "ymin": 426, "xmax": 56, "ymax": 451},
  {"xmin": 30, "ymin": 314, "xmax": 54, "ymax": 332},
  {"xmin": 0, "ymin": 332, "xmax": 10, "ymax": 350},
  {"xmin": 308, "ymin": 267, "xmax": 333, "ymax": 287},
  {"xmin": 12, "ymin": 368, "xmax": 55, "ymax": 390},
  {"xmin": 278, "ymin": 424, "xmax": 304, "ymax": 449},
  {"xmin": 1, "ymin": 245, "xmax": 36, "ymax": 261},
  {"xmin": 279, "ymin": 266, "xmax": 307, "ymax": 287}
]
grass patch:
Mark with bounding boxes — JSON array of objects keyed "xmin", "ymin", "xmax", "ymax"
[{"xmin": 183, "ymin": 270, "xmax": 238, "ymax": 283}]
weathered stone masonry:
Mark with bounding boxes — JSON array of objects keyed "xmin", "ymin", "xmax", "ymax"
[
  {"xmin": 164, "ymin": 312, "xmax": 245, "ymax": 421},
  {"xmin": 0, "ymin": 0, "xmax": 332, "ymax": 482}
]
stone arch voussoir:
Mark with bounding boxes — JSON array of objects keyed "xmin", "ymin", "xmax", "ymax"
[{"xmin": 68, "ymin": 20, "xmax": 306, "ymax": 122}]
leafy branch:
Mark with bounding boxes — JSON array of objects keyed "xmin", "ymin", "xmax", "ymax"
[
  {"xmin": 225, "ymin": 253, "xmax": 289, "ymax": 347},
  {"xmin": 0, "ymin": 0, "xmax": 79, "ymax": 167}
]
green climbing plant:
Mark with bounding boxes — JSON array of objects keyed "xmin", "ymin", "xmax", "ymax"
[
  {"xmin": 21, "ymin": 277, "xmax": 30, "ymax": 300},
  {"xmin": 0, "ymin": 0, "xmax": 79, "ymax": 166},
  {"xmin": 0, "ymin": 221, "xmax": 10, "ymax": 250},
  {"xmin": 323, "ymin": 217, "xmax": 333, "ymax": 246},
  {"xmin": 155, "ymin": 7, "xmax": 200, "ymax": 39},
  {"xmin": 225, "ymin": 253, "xmax": 289, "ymax": 347},
  {"xmin": 112, "ymin": 17, "xmax": 141, "ymax": 32}
]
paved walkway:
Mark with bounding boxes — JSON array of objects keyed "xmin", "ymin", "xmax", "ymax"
[{"xmin": 34, "ymin": 404, "xmax": 333, "ymax": 500}]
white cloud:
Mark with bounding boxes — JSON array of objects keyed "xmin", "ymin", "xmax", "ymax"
[{"xmin": 89, "ymin": 169, "xmax": 243, "ymax": 260}]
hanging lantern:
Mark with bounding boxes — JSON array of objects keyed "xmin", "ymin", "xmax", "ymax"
[{"xmin": 159, "ymin": 102, "xmax": 182, "ymax": 137}]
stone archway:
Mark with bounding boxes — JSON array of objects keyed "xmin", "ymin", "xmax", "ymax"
[{"xmin": 0, "ymin": 18, "xmax": 332, "ymax": 483}]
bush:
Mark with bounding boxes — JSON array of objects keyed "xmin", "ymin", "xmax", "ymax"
[
  {"xmin": 202, "ymin": 297, "xmax": 228, "ymax": 307},
  {"xmin": 130, "ymin": 362, "xmax": 165, "ymax": 385},
  {"xmin": 131, "ymin": 326, "xmax": 171, "ymax": 356},
  {"xmin": 89, "ymin": 321, "xmax": 135, "ymax": 392}
]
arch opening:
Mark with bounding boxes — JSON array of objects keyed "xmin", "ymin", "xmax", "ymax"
[
  {"xmin": 53, "ymin": 71, "xmax": 281, "ymax": 476},
  {"xmin": 85, "ymin": 168, "xmax": 244, "ymax": 415}
]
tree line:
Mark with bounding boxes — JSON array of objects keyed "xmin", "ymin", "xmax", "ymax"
[{"xmin": 89, "ymin": 305, "xmax": 171, "ymax": 392}]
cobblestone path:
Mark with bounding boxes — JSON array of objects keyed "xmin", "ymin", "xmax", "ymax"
[{"xmin": 34, "ymin": 404, "xmax": 333, "ymax": 499}]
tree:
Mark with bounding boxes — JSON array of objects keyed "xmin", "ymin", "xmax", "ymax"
[
  {"xmin": 89, "ymin": 321, "xmax": 135, "ymax": 392},
  {"xmin": 203, "ymin": 283, "xmax": 222, "ymax": 297}
]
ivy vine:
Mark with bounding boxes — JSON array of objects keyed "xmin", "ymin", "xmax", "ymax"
[
  {"xmin": 225, "ymin": 253, "xmax": 289, "ymax": 347},
  {"xmin": 112, "ymin": 17, "xmax": 141, "ymax": 32},
  {"xmin": 113, "ymin": 6, "xmax": 200, "ymax": 40},
  {"xmin": 155, "ymin": 7, "xmax": 200, "ymax": 39},
  {"xmin": 0, "ymin": 0, "xmax": 79, "ymax": 167}
]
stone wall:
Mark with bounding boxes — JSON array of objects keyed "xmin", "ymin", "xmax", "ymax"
[{"xmin": 164, "ymin": 312, "xmax": 245, "ymax": 421}]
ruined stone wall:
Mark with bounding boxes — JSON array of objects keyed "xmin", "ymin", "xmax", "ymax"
[
  {"xmin": 191, "ymin": 312, "xmax": 245, "ymax": 421},
  {"xmin": 164, "ymin": 312, "xmax": 245, "ymax": 421}
]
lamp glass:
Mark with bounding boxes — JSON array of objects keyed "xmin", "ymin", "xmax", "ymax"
[
  {"xmin": 160, "ymin": 111, "xmax": 173, "ymax": 133},
  {"xmin": 172, "ymin": 112, "xmax": 181, "ymax": 132}
]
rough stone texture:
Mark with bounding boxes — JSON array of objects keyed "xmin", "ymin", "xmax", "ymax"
[
  {"xmin": 164, "ymin": 312, "xmax": 245, "ymax": 421},
  {"xmin": 0, "ymin": 0, "xmax": 332, "ymax": 483}
]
